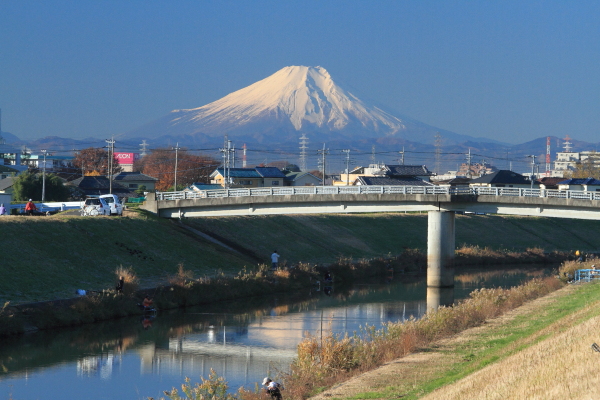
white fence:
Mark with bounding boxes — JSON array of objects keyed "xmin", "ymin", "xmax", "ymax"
[{"xmin": 156, "ymin": 186, "xmax": 600, "ymax": 202}]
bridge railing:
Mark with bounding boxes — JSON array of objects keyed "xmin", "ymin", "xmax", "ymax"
[{"xmin": 155, "ymin": 185, "xmax": 600, "ymax": 202}]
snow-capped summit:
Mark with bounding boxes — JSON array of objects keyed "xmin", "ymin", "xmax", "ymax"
[{"xmin": 123, "ymin": 66, "xmax": 414, "ymax": 143}]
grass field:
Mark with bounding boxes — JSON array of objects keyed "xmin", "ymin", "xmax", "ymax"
[{"xmin": 2, "ymin": 210, "xmax": 599, "ymax": 304}]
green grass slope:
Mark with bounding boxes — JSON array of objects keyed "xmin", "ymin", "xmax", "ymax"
[
  {"xmin": 2, "ymin": 211, "xmax": 599, "ymax": 304},
  {"xmin": 187, "ymin": 213, "xmax": 600, "ymax": 265}
]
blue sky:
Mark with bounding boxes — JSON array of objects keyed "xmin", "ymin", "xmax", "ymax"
[{"xmin": 1, "ymin": 0, "xmax": 599, "ymax": 144}]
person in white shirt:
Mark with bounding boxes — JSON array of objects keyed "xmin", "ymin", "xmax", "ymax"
[
  {"xmin": 262, "ymin": 377, "xmax": 282, "ymax": 400},
  {"xmin": 271, "ymin": 250, "xmax": 280, "ymax": 270}
]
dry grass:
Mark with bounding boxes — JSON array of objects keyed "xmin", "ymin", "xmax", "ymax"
[
  {"xmin": 115, "ymin": 265, "xmax": 139, "ymax": 295},
  {"xmin": 420, "ymin": 297, "xmax": 600, "ymax": 400}
]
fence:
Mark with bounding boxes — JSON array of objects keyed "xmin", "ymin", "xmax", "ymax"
[
  {"xmin": 155, "ymin": 185, "xmax": 600, "ymax": 202},
  {"xmin": 574, "ymin": 269, "xmax": 600, "ymax": 283}
]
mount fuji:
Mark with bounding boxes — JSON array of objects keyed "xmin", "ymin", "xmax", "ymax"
[{"xmin": 121, "ymin": 66, "xmax": 499, "ymax": 147}]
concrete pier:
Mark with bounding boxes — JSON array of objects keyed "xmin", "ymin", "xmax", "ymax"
[
  {"xmin": 427, "ymin": 211, "xmax": 455, "ymax": 288},
  {"xmin": 426, "ymin": 287, "xmax": 455, "ymax": 311}
]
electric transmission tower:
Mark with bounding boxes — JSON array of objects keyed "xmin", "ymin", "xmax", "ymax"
[
  {"xmin": 299, "ymin": 134, "xmax": 309, "ymax": 171},
  {"xmin": 139, "ymin": 140, "xmax": 149, "ymax": 157}
]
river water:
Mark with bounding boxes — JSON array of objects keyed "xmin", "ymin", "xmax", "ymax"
[{"xmin": 0, "ymin": 267, "xmax": 551, "ymax": 400}]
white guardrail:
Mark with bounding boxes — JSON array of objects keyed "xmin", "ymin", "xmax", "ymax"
[{"xmin": 156, "ymin": 186, "xmax": 600, "ymax": 202}]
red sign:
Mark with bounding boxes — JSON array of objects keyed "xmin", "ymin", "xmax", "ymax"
[{"xmin": 114, "ymin": 152, "xmax": 140, "ymax": 165}]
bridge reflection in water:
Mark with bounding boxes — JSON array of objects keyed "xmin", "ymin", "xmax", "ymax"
[{"xmin": 0, "ymin": 268, "xmax": 548, "ymax": 400}]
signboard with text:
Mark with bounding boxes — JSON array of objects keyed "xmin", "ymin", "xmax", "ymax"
[{"xmin": 114, "ymin": 152, "xmax": 140, "ymax": 165}]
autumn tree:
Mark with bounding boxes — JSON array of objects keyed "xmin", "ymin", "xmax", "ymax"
[
  {"xmin": 72, "ymin": 147, "xmax": 122, "ymax": 177},
  {"xmin": 565, "ymin": 151, "xmax": 600, "ymax": 179},
  {"xmin": 134, "ymin": 148, "xmax": 218, "ymax": 191}
]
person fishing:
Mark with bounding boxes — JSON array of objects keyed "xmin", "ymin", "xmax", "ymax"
[
  {"xmin": 25, "ymin": 199, "xmax": 37, "ymax": 216},
  {"xmin": 262, "ymin": 377, "xmax": 282, "ymax": 400},
  {"xmin": 142, "ymin": 295, "xmax": 153, "ymax": 310}
]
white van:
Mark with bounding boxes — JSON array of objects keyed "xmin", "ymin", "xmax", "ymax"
[{"xmin": 99, "ymin": 194, "xmax": 123, "ymax": 216}]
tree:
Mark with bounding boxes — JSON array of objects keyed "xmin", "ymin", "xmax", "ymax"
[
  {"xmin": 12, "ymin": 172, "xmax": 70, "ymax": 201},
  {"xmin": 72, "ymin": 147, "xmax": 122, "ymax": 177},
  {"xmin": 565, "ymin": 151, "xmax": 600, "ymax": 179},
  {"xmin": 134, "ymin": 148, "xmax": 218, "ymax": 191}
]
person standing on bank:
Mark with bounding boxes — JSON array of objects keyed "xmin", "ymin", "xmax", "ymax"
[
  {"xmin": 271, "ymin": 250, "xmax": 280, "ymax": 270},
  {"xmin": 116, "ymin": 276, "xmax": 124, "ymax": 293}
]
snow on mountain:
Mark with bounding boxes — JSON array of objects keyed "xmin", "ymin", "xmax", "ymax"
[{"xmin": 122, "ymin": 66, "xmax": 496, "ymax": 146}]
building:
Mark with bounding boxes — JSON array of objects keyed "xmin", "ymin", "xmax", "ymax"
[
  {"xmin": 66, "ymin": 176, "xmax": 132, "ymax": 198},
  {"xmin": 557, "ymin": 178, "xmax": 600, "ymax": 192},
  {"xmin": 114, "ymin": 152, "xmax": 141, "ymax": 172},
  {"xmin": 111, "ymin": 171, "xmax": 158, "ymax": 192},
  {"xmin": 283, "ymin": 171, "xmax": 322, "ymax": 186},
  {"xmin": 338, "ymin": 164, "xmax": 433, "ymax": 186},
  {"xmin": 469, "ymin": 170, "xmax": 532, "ymax": 188},
  {"xmin": 0, "ymin": 165, "xmax": 18, "ymax": 180},
  {"xmin": 210, "ymin": 167, "xmax": 286, "ymax": 188}
]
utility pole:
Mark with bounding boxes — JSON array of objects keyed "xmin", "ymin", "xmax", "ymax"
[
  {"xmin": 434, "ymin": 132, "xmax": 442, "ymax": 175},
  {"xmin": 219, "ymin": 137, "xmax": 234, "ymax": 188},
  {"xmin": 106, "ymin": 137, "xmax": 115, "ymax": 194},
  {"xmin": 317, "ymin": 144, "xmax": 329, "ymax": 186},
  {"xmin": 370, "ymin": 145, "xmax": 376, "ymax": 165},
  {"xmin": 465, "ymin": 148, "xmax": 472, "ymax": 178},
  {"xmin": 398, "ymin": 147, "xmax": 405, "ymax": 165},
  {"xmin": 527, "ymin": 155, "xmax": 537, "ymax": 189},
  {"xmin": 546, "ymin": 136, "xmax": 551, "ymax": 177},
  {"xmin": 41, "ymin": 149, "xmax": 47, "ymax": 202},
  {"xmin": 341, "ymin": 149, "xmax": 351, "ymax": 186},
  {"xmin": 173, "ymin": 142, "xmax": 180, "ymax": 191}
]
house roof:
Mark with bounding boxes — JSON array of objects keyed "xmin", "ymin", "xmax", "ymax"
[
  {"xmin": 469, "ymin": 170, "xmax": 530, "ymax": 185},
  {"xmin": 356, "ymin": 176, "xmax": 434, "ymax": 186},
  {"xmin": 255, "ymin": 167, "xmax": 287, "ymax": 178},
  {"xmin": 68, "ymin": 176, "xmax": 129, "ymax": 191},
  {"xmin": 0, "ymin": 165, "xmax": 18, "ymax": 174},
  {"xmin": 0, "ymin": 177, "xmax": 14, "ymax": 191},
  {"xmin": 187, "ymin": 183, "xmax": 223, "ymax": 191},
  {"xmin": 212, "ymin": 167, "xmax": 286, "ymax": 179},
  {"xmin": 112, "ymin": 172, "xmax": 158, "ymax": 182},
  {"xmin": 284, "ymin": 171, "xmax": 322, "ymax": 182},
  {"xmin": 557, "ymin": 178, "xmax": 600, "ymax": 186},
  {"xmin": 384, "ymin": 165, "xmax": 433, "ymax": 176},
  {"xmin": 212, "ymin": 168, "xmax": 262, "ymax": 178}
]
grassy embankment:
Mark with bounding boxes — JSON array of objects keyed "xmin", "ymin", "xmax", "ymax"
[{"xmin": 1, "ymin": 211, "xmax": 598, "ymax": 305}]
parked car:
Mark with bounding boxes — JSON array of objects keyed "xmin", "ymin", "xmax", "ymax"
[
  {"xmin": 99, "ymin": 194, "xmax": 123, "ymax": 216},
  {"xmin": 81, "ymin": 197, "xmax": 110, "ymax": 216}
]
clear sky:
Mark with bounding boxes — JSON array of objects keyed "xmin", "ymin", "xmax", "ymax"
[{"xmin": 1, "ymin": 0, "xmax": 599, "ymax": 144}]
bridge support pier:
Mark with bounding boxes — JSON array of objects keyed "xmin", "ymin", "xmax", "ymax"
[{"xmin": 427, "ymin": 211, "xmax": 455, "ymax": 288}]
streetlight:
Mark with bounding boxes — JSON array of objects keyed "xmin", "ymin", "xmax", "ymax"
[
  {"xmin": 41, "ymin": 149, "xmax": 47, "ymax": 202},
  {"xmin": 527, "ymin": 155, "xmax": 537, "ymax": 189}
]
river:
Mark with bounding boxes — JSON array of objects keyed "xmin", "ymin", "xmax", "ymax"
[{"xmin": 0, "ymin": 266, "xmax": 551, "ymax": 400}]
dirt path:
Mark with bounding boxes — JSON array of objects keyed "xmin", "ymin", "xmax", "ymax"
[{"xmin": 309, "ymin": 284, "xmax": 578, "ymax": 400}]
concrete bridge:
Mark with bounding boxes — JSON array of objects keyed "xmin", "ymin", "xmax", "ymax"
[{"xmin": 142, "ymin": 186, "xmax": 600, "ymax": 299}]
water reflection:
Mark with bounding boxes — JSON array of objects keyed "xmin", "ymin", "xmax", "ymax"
[{"xmin": 0, "ymin": 266, "xmax": 551, "ymax": 400}]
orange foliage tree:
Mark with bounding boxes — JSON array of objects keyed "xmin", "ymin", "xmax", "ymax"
[
  {"xmin": 134, "ymin": 148, "xmax": 218, "ymax": 191},
  {"xmin": 72, "ymin": 147, "xmax": 122, "ymax": 176}
]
